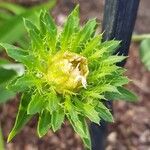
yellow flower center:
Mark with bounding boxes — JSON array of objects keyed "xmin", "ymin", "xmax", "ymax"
[{"xmin": 47, "ymin": 51, "xmax": 89, "ymax": 93}]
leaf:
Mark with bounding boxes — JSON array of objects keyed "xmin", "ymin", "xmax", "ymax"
[
  {"xmin": 75, "ymin": 99, "xmax": 100, "ymax": 124},
  {"xmin": 8, "ymin": 74, "xmax": 36, "ymax": 92},
  {"xmin": 0, "ymin": 85, "xmax": 16, "ymax": 104},
  {"xmin": 61, "ymin": 5, "xmax": 79, "ymax": 51},
  {"xmin": 24, "ymin": 19, "xmax": 40, "ymax": 34},
  {"xmin": 0, "ymin": 2, "xmax": 26, "ymax": 15},
  {"xmin": 65, "ymin": 97, "xmax": 91, "ymax": 149},
  {"xmin": 0, "ymin": 124, "xmax": 4, "ymax": 150},
  {"xmin": 82, "ymin": 35, "xmax": 101, "ymax": 56},
  {"xmin": 68, "ymin": 114, "xmax": 91, "ymax": 149},
  {"xmin": 105, "ymin": 87, "xmax": 138, "ymax": 102},
  {"xmin": 96, "ymin": 102, "xmax": 114, "ymax": 122},
  {"xmin": 97, "ymin": 84, "xmax": 119, "ymax": 94},
  {"xmin": 0, "ymin": 43, "xmax": 32, "ymax": 66},
  {"xmin": 41, "ymin": 11, "xmax": 57, "ymax": 52},
  {"xmin": 0, "ymin": 65, "xmax": 17, "ymax": 103},
  {"xmin": 51, "ymin": 108, "xmax": 65, "ymax": 132},
  {"xmin": 23, "ymin": 18, "xmax": 43, "ymax": 50},
  {"xmin": 7, "ymin": 92, "xmax": 32, "ymax": 142},
  {"xmin": 0, "ymin": 0, "xmax": 56, "ymax": 44},
  {"xmin": 82, "ymin": 103, "xmax": 100, "ymax": 124},
  {"xmin": 102, "ymin": 55, "xmax": 126, "ymax": 64},
  {"xmin": 0, "ymin": 67, "xmax": 16, "ymax": 84},
  {"xmin": 72, "ymin": 19, "xmax": 97, "ymax": 52},
  {"xmin": 110, "ymin": 76, "xmax": 129, "ymax": 86},
  {"xmin": 47, "ymin": 89, "xmax": 59, "ymax": 112},
  {"xmin": 27, "ymin": 93, "xmax": 48, "ymax": 115},
  {"xmin": 140, "ymin": 38, "xmax": 150, "ymax": 70},
  {"xmin": 37, "ymin": 110, "xmax": 51, "ymax": 137},
  {"xmin": 28, "ymin": 29, "xmax": 43, "ymax": 50},
  {"xmin": 0, "ymin": 10, "xmax": 13, "ymax": 21},
  {"xmin": 100, "ymin": 40, "xmax": 120, "ymax": 54},
  {"xmin": 84, "ymin": 91, "xmax": 105, "ymax": 100}
]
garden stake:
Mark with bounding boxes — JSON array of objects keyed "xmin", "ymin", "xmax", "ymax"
[{"xmin": 90, "ymin": 0, "xmax": 140, "ymax": 150}]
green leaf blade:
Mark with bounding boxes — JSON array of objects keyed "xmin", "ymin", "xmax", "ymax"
[
  {"xmin": 37, "ymin": 110, "xmax": 51, "ymax": 137},
  {"xmin": 7, "ymin": 92, "xmax": 32, "ymax": 142},
  {"xmin": 61, "ymin": 5, "xmax": 79, "ymax": 51},
  {"xmin": 27, "ymin": 94, "xmax": 47, "ymax": 115},
  {"xmin": 51, "ymin": 109, "xmax": 65, "ymax": 132},
  {"xmin": 140, "ymin": 38, "xmax": 150, "ymax": 70},
  {"xmin": 105, "ymin": 87, "xmax": 138, "ymax": 102},
  {"xmin": 0, "ymin": 43, "xmax": 33, "ymax": 66}
]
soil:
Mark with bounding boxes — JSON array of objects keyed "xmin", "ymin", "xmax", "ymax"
[{"xmin": 0, "ymin": 0, "xmax": 150, "ymax": 150}]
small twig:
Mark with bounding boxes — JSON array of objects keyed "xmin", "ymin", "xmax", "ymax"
[{"xmin": 132, "ymin": 34, "xmax": 150, "ymax": 42}]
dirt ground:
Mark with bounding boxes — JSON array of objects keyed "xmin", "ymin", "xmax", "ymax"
[{"xmin": 0, "ymin": 0, "xmax": 150, "ymax": 150}]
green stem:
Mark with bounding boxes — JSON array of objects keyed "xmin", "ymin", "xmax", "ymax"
[
  {"xmin": 132, "ymin": 34, "xmax": 150, "ymax": 42},
  {"xmin": 0, "ymin": 124, "xmax": 4, "ymax": 150}
]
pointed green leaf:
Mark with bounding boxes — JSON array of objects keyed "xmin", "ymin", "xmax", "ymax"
[
  {"xmin": 72, "ymin": 19, "xmax": 97, "ymax": 52},
  {"xmin": 75, "ymin": 99, "xmax": 100, "ymax": 124},
  {"xmin": 94, "ymin": 84, "xmax": 119, "ymax": 94},
  {"xmin": 24, "ymin": 19, "xmax": 43, "ymax": 50},
  {"xmin": 96, "ymin": 102, "xmax": 114, "ymax": 122},
  {"xmin": 37, "ymin": 110, "xmax": 51, "ymax": 137},
  {"xmin": 67, "ymin": 114, "xmax": 91, "ymax": 149},
  {"xmin": 0, "ymin": 67, "xmax": 16, "ymax": 84},
  {"xmin": 40, "ymin": 11, "xmax": 57, "ymax": 52},
  {"xmin": 61, "ymin": 5, "xmax": 79, "ymax": 51},
  {"xmin": 0, "ymin": 85, "xmax": 16, "ymax": 104},
  {"xmin": 110, "ymin": 76, "xmax": 129, "ymax": 86},
  {"xmin": 103, "ymin": 55, "xmax": 126, "ymax": 64},
  {"xmin": 140, "ymin": 38, "xmax": 150, "ymax": 70},
  {"xmin": 105, "ymin": 87, "xmax": 138, "ymax": 102},
  {"xmin": 7, "ymin": 92, "xmax": 32, "ymax": 142},
  {"xmin": 27, "ymin": 93, "xmax": 48, "ymax": 115},
  {"xmin": 0, "ymin": 43, "xmax": 33, "ymax": 66},
  {"xmin": 46, "ymin": 89, "xmax": 59, "ymax": 112},
  {"xmin": 51, "ymin": 108, "xmax": 65, "ymax": 132},
  {"xmin": 82, "ymin": 35, "xmax": 101, "ymax": 56},
  {"xmin": 39, "ymin": 10, "xmax": 47, "ymax": 34},
  {"xmin": 100, "ymin": 40, "xmax": 120, "ymax": 54},
  {"xmin": 24, "ymin": 18, "xmax": 40, "ymax": 34},
  {"xmin": 8, "ymin": 74, "xmax": 36, "ymax": 92},
  {"xmin": 83, "ymin": 103, "xmax": 100, "ymax": 124},
  {"xmin": 84, "ymin": 91, "xmax": 105, "ymax": 100},
  {"xmin": 28, "ymin": 29, "xmax": 43, "ymax": 49},
  {"xmin": 65, "ymin": 97, "xmax": 91, "ymax": 149}
]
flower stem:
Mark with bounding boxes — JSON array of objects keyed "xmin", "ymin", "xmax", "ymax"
[
  {"xmin": 132, "ymin": 34, "xmax": 150, "ymax": 42},
  {"xmin": 0, "ymin": 124, "xmax": 4, "ymax": 150}
]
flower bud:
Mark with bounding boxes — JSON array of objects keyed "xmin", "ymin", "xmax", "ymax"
[{"xmin": 47, "ymin": 51, "xmax": 89, "ymax": 93}]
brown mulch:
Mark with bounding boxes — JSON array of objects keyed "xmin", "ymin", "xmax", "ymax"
[{"xmin": 0, "ymin": 0, "xmax": 150, "ymax": 150}]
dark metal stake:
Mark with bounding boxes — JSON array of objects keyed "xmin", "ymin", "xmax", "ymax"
[{"xmin": 90, "ymin": 0, "xmax": 140, "ymax": 149}]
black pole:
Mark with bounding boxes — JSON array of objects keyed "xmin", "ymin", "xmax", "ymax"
[{"xmin": 90, "ymin": 0, "xmax": 140, "ymax": 150}]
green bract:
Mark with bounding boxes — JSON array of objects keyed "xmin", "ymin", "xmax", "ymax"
[{"xmin": 0, "ymin": 6, "xmax": 137, "ymax": 149}]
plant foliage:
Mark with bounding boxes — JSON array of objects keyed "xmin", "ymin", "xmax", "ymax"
[
  {"xmin": 0, "ymin": 6, "xmax": 137, "ymax": 149},
  {"xmin": 0, "ymin": 0, "xmax": 56, "ymax": 49},
  {"xmin": 140, "ymin": 38, "xmax": 150, "ymax": 70}
]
